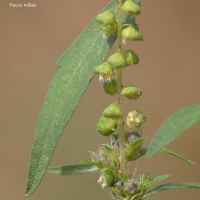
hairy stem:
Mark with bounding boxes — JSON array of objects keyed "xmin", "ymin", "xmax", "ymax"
[{"xmin": 117, "ymin": 0, "xmax": 127, "ymax": 174}]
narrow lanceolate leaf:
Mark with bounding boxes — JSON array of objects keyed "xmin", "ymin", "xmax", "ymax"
[
  {"xmin": 144, "ymin": 175, "xmax": 171, "ymax": 188},
  {"xmin": 47, "ymin": 164, "xmax": 99, "ymax": 175},
  {"xmin": 147, "ymin": 104, "xmax": 200, "ymax": 158},
  {"xmin": 80, "ymin": 160, "xmax": 107, "ymax": 169},
  {"xmin": 161, "ymin": 148, "xmax": 196, "ymax": 165},
  {"xmin": 25, "ymin": 0, "xmax": 141, "ymax": 196},
  {"xmin": 143, "ymin": 183, "xmax": 200, "ymax": 199}
]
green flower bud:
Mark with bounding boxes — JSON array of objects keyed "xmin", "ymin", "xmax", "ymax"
[
  {"xmin": 96, "ymin": 10, "xmax": 116, "ymax": 26},
  {"xmin": 123, "ymin": 49, "xmax": 139, "ymax": 65},
  {"xmin": 122, "ymin": 0, "xmax": 141, "ymax": 17},
  {"xmin": 103, "ymin": 79, "xmax": 118, "ymax": 95},
  {"xmin": 97, "ymin": 116, "xmax": 118, "ymax": 136},
  {"xmin": 126, "ymin": 110, "xmax": 146, "ymax": 128},
  {"xmin": 103, "ymin": 103, "xmax": 122, "ymax": 119},
  {"xmin": 122, "ymin": 25, "xmax": 143, "ymax": 44},
  {"xmin": 98, "ymin": 168, "xmax": 115, "ymax": 188},
  {"xmin": 121, "ymin": 85, "xmax": 142, "ymax": 100},
  {"xmin": 102, "ymin": 22, "xmax": 118, "ymax": 37},
  {"xmin": 108, "ymin": 52, "xmax": 127, "ymax": 69},
  {"xmin": 94, "ymin": 62, "xmax": 114, "ymax": 82}
]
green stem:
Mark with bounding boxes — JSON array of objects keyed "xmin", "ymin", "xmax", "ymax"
[{"xmin": 117, "ymin": 0, "xmax": 127, "ymax": 174}]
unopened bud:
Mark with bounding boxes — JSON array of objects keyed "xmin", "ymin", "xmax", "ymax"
[
  {"xmin": 103, "ymin": 103, "xmax": 122, "ymax": 119},
  {"xmin": 94, "ymin": 62, "xmax": 114, "ymax": 82},
  {"xmin": 97, "ymin": 116, "xmax": 118, "ymax": 136},
  {"xmin": 103, "ymin": 79, "xmax": 118, "ymax": 95},
  {"xmin": 126, "ymin": 110, "xmax": 146, "ymax": 128},
  {"xmin": 123, "ymin": 49, "xmax": 139, "ymax": 65},
  {"xmin": 122, "ymin": 25, "xmax": 143, "ymax": 43},
  {"xmin": 96, "ymin": 10, "xmax": 116, "ymax": 26},
  {"xmin": 99, "ymin": 168, "xmax": 115, "ymax": 188},
  {"xmin": 108, "ymin": 52, "xmax": 127, "ymax": 69},
  {"xmin": 122, "ymin": 0, "xmax": 141, "ymax": 17},
  {"xmin": 121, "ymin": 85, "xmax": 142, "ymax": 100},
  {"xmin": 102, "ymin": 22, "xmax": 118, "ymax": 36}
]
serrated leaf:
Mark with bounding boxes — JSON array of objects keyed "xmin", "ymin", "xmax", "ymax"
[
  {"xmin": 80, "ymin": 160, "xmax": 107, "ymax": 169},
  {"xmin": 143, "ymin": 183, "xmax": 200, "ymax": 199},
  {"xmin": 147, "ymin": 104, "xmax": 200, "ymax": 158},
  {"xmin": 47, "ymin": 164, "xmax": 99, "ymax": 175},
  {"xmin": 144, "ymin": 175, "xmax": 171, "ymax": 188},
  {"xmin": 126, "ymin": 137, "xmax": 147, "ymax": 159},
  {"xmin": 25, "ymin": 0, "xmax": 141, "ymax": 196},
  {"xmin": 161, "ymin": 148, "xmax": 196, "ymax": 165}
]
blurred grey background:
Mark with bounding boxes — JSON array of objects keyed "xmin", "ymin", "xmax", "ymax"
[{"xmin": 1, "ymin": 0, "xmax": 200, "ymax": 199}]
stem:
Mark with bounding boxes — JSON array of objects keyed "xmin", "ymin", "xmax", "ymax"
[{"xmin": 117, "ymin": 0, "xmax": 127, "ymax": 174}]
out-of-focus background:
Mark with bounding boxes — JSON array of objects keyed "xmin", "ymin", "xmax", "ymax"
[{"xmin": 1, "ymin": 0, "xmax": 200, "ymax": 199}]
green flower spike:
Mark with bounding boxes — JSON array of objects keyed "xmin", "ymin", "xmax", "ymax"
[
  {"xmin": 94, "ymin": 62, "xmax": 114, "ymax": 82},
  {"xmin": 98, "ymin": 168, "xmax": 115, "ymax": 188},
  {"xmin": 97, "ymin": 116, "xmax": 118, "ymax": 136},
  {"xmin": 108, "ymin": 52, "xmax": 127, "ymax": 69},
  {"xmin": 122, "ymin": 25, "xmax": 143, "ymax": 44},
  {"xmin": 103, "ymin": 78, "xmax": 118, "ymax": 96},
  {"xmin": 122, "ymin": 0, "xmax": 141, "ymax": 17},
  {"xmin": 96, "ymin": 10, "xmax": 116, "ymax": 26},
  {"xmin": 103, "ymin": 103, "xmax": 123, "ymax": 119},
  {"xmin": 102, "ymin": 22, "xmax": 118, "ymax": 38},
  {"xmin": 126, "ymin": 110, "xmax": 146, "ymax": 128},
  {"xmin": 123, "ymin": 49, "xmax": 139, "ymax": 65},
  {"xmin": 121, "ymin": 85, "xmax": 142, "ymax": 100}
]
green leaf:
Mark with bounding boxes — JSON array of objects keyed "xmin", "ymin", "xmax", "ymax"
[
  {"xmin": 113, "ymin": 160, "xmax": 118, "ymax": 181},
  {"xmin": 144, "ymin": 175, "xmax": 171, "ymax": 188},
  {"xmin": 104, "ymin": 145, "xmax": 119, "ymax": 158},
  {"xmin": 80, "ymin": 160, "xmax": 107, "ymax": 169},
  {"xmin": 25, "ymin": 0, "xmax": 141, "ymax": 196},
  {"xmin": 143, "ymin": 171, "xmax": 150, "ymax": 181},
  {"xmin": 147, "ymin": 104, "xmax": 200, "ymax": 158},
  {"xmin": 126, "ymin": 137, "xmax": 147, "ymax": 159},
  {"xmin": 128, "ymin": 146, "xmax": 148, "ymax": 161},
  {"xmin": 161, "ymin": 148, "xmax": 196, "ymax": 165},
  {"xmin": 111, "ymin": 187, "xmax": 125, "ymax": 197},
  {"xmin": 143, "ymin": 183, "xmax": 200, "ymax": 199},
  {"xmin": 47, "ymin": 164, "xmax": 99, "ymax": 175}
]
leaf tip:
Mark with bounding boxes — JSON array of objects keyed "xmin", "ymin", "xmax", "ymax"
[{"xmin": 24, "ymin": 189, "xmax": 31, "ymax": 197}]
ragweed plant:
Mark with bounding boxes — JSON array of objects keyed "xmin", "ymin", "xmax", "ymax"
[{"xmin": 25, "ymin": 0, "xmax": 200, "ymax": 199}]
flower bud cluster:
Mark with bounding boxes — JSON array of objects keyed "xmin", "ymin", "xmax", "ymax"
[
  {"xmin": 83, "ymin": 1, "xmax": 149, "ymax": 199},
  {"xmin": 96, "ymin": 10, "xmax": 118, "ymax": 37}
]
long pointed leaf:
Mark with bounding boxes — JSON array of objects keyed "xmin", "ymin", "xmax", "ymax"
[
  {"xmin": 147, "ymin": 104, "xmax": 200, "ymax": 158},
  {"xmin": 25, "ymin": 0, "xmax": 141, "ymax": 196},
  {"xmin": 145, "ymin": 175, "xmax": 171, "ymax": 188},
  {"xmin": 161, "ymin": 148, "xmax": 196, "ymax": 165},
  {"xmin": 129, "ymin": 145, "xmax": 196, "ymax": 165},
  {"xmin": 80, "ymin": 160, "xmax": 107, "ymax": 169},
  {"xmin": 143, "ymin": 183, "xmax": 200, "ymax": 199},
  {"xmin": 47, "ymin": 164, "xmax": 99, "ymax": 175}
]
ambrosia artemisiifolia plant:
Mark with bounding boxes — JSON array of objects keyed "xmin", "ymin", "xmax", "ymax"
[{"xmin": 25, "ymin": 0, "xmax": 200, "ymax": 199}]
